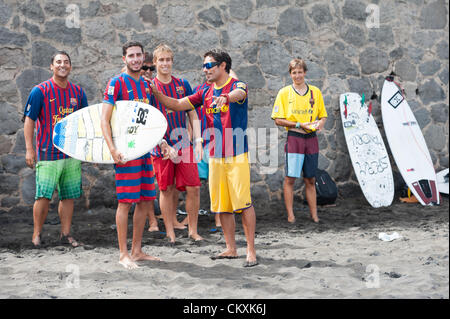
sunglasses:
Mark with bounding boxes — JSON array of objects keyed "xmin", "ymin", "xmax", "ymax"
[
  {"xmin": 142, "ymin": 65, "xmax": 155, "ymax": 71},
  {"xmin": 202, "ymin": 61, "xmax": 220, "ymax": 69}
]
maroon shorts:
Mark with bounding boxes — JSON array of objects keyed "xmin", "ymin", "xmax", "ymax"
[{"xmin": 151, "ymin": 146, "xmax": 201, "ymax": 191}]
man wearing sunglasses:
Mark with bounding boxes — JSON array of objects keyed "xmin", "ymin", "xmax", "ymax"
[
  {"xmin": 149, "ymin": 49, "xmax": 258, "ymax": 267},
  {"xmin": 186, "ymin": 69, "xmax": 239, "ymax": 231},
  {"xmin": 141, "ymin": 52, "xmax": 156, "ymax": 81}
]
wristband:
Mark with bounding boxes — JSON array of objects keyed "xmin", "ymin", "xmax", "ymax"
[
  {"xmin": 220, "ymin": 93, "xmax": 230, "ymax": 104},
  {"xmin": 194, "ymin": 137, "xmax": 203, "ymax": 143},
  {"xmin": 295, "ymin": 122, "xmax": 301, "ymax": 129}
]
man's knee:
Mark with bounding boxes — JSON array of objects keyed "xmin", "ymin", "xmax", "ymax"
[
  {"xmin": 284, "ymin": 176, "xmax": 296, "ymax": 186},
  {"xmin": 186, "ymin": 186, "xmax": 200, "ymax": 197},
  {"xmin": 304, "ymin": 177, "xmax": 316, "ymax": 186},
  {"xmin": 118, "ymin": 202, "xmax": 132, "ymax": 211}
]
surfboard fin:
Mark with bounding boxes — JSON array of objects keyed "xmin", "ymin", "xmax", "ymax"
[{"xmin": 361, "ymin": 93, "xmax": 365, "ymax": 107}]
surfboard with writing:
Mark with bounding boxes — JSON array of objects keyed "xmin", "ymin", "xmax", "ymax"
[
  {"xmin": 381, "ymin": 77, "xmax": 439, "ymax": 206},
  {"xmin": 340, "ymin": 92, "xmax": 394, "ymax": 207},
  {"xmin": 52, "ymin": 100, "xmax": 167, "ymax": 164}
]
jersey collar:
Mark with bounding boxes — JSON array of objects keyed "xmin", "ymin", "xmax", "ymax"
[{"xmin": 214, "ymin": 76, "xmax": 232, "ymax": 90}]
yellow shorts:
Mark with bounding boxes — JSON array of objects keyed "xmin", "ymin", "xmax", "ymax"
[{"xmin": 209, "ymin": 153, "xmax": 252, "ymax": 214}]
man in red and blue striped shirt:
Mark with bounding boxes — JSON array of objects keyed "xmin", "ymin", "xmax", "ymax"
[
  {"xmin": 150, "ymin": 49, "xmax": 258, "ymax": 267},
  {"xmin": 150, "ymin": 44, "xmax": 203, "ymax": 243},
  {"xmin": 24, "ymin": 51, "xmax": 88, "ymax": 248},
  {"xmin": 101, "ymin": 41, "xmax": 172, "ymax": 270}
]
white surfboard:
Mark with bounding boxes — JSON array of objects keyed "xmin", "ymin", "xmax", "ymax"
[
  {"xmin": 53, "ymin": 100, "xmax": 167, "ymax": 164},
  {"xmin": 436, "ymin": 168, "xmax": 449, "ymax": 195},
  {"xmin": 381, "ymin": 77, "xmax": 439, "ymax": 206},
  {"xmin": 339, "ymin": 92, "xmax": 394, "ymax": 207}
]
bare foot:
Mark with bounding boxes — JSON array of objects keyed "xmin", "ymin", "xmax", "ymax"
[
  {"xmin": 119, "ymin": 255, "xmax": 139, "ymax": 270},
  {"xmin": 148, "ymin": 224, "xmax": 159, "ymax": 232},
  {"xmin": 32, "ymin": 233, "xmax": 41, "ymax": 247},
  {"xmin": 132, "ymin": 251, "xmax": 161, "ymax": 262},
  {"xmin": 60, "ymin": 234, "xmax": 81, "ymax": 247},
  {"xmin": 243, "ymin": 248, "xmax": 258, "ymax": 267},
  {"xmin": 173, "ymin": 222, "xmax": 187, "ymax": 230},
  {"xmin": 189, "ymin": 233, "xmax": 204, "ymax": 241},
  {"xmin": 311, "ymin": 215, "xmax": 320, "ymax": 223},
  {"xmin": 166, "ymin": 235, "xmax": 176, "ymax": 244},
  {"xmin": 215, "ymin": 249, "xmax": 238, "ymax": 258},
  {"xmin": 287, "ymin": 215, "xmax": 296, "ymax": 223},
  {"xmin": 246, "ymin": 250, "xmax": 257, "ymax": 263}
]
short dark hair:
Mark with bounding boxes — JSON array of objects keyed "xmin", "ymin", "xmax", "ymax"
[
  {"xmin": 204, "ymin": 49, "xmax": 232, "ymax": 73},
  {"xmin": 122, "ymin": 41, "xmax": 144, "ymax": 56},
  {"xmin": 51, "ymin": 51, "xmax": 71, "ymax": 65},
  {"xmin": 144, "ymin": 51, "xmax": 153, "ymax": 64}
]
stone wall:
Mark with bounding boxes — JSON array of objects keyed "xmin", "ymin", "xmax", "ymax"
[{"xmin": 0, "ymin": 0, "xmax": 448, "ymax": 210}]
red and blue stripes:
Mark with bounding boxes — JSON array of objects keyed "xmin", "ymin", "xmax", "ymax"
[
  {"xmin": 193, "ymin": 82, "xmax": 211, "ymax": 134},
  {"xmin": 188, "ymin": 78, "xmax": 249, "ymax": 158},
  {"xmin": 24, "ymin": 78, "xmax": 88, "ymax": 161},
  {"xmin": 114, "ymin": 154, "xmax": 156, "ymax": 202},
  {"xmin": 150, "ymin": 76, "xmax": 193, "ymax": 157},
  {"xmin": 103, "ymin": 73, "xmax": 153, "ymax": 105}
]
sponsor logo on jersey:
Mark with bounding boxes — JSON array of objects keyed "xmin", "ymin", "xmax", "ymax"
[{"xmin": 107, "ymin": 86, "xmax": 115, "ymax": 95}]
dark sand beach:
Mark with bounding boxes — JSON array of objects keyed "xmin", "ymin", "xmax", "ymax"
[{"xmin": 0, "ymin": 195, "xmax": 448, "ymax": 299}]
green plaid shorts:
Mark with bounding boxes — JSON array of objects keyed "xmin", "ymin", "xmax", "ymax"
[{"xmin": 35, "ymin": 158, "xmax": 82, "ymax": 200}]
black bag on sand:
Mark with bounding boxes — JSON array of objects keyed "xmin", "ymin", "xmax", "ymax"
[{"xmin": 314, "ymin": 169, "xmax": 338, "ymax": 205}]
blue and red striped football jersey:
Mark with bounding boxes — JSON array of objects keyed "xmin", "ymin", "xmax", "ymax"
[
  {"xmin": 24, "ymin": 78, "xmax": 88, "ymax": 161},
  {"xmin": 188, "ymin": 77, "xmax": 249, "ymax": 158},
  {"xmin": 193, "ymin": 81, "xmax": 211, "ymax": 135},
  {"xmin": 150, "ymin": 76, "xmax": 193, "ymax": 157},
  {"xmin": 103, "ymin": 72, "xmax": 154, "ymax": 106}
]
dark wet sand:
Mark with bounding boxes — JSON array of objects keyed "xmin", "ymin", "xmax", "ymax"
[{"xmin": 0, "ymin": 195, "xmax": 448, "ymax": 299}]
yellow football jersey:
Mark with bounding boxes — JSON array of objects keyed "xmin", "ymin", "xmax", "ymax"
[{"xmin": 271, "ymin": 84, "xmax": 327, "ymax": 131}]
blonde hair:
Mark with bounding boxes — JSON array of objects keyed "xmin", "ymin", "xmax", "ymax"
[
  {"xmin": 153, "ymin": 44, "xmax": 173, "ymax": 63},
  {"xmin": 289, "ymin": 58, "xmax": 308, "ymax": 73}
]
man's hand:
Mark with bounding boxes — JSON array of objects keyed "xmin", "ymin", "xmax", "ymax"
[
  {"xmin": 305, "ymin": 121, "xmax": 320, "ymax": 131},
  {"xmin": 25, "ymin": 148, "xmax": 36, "ymax": 168},
  {"xmin": 160, "ymin": 141, "xmax": 177, "ymax": 161},
  {"xmin": 142, "ymin": 74, "xmax": 151, "ymax": 82},
  {"xmin": 148, "ymin": 80, "xmax": 157, "ymax": 93},
  {"xmin": 211, "ymin": 95, "xmax": 228, "ymax": 109},
  {"xmin": 111, "ymin": 148, "xmax": 126, "ymax": 165}
]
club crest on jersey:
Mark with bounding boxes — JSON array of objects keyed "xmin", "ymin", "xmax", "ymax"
[
  {"xmin": 176, "ymin": 86, "xmax": 185, "ymax": 95},
  {"xmin": 70, "ymin": 98, "xmax": 77, "ymax": 107},
  {"xmin": 236, "ymin": 82, "xmax": 247, "ymax": 91}
]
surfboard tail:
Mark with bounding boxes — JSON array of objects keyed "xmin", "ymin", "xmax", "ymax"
[{"xmin": 411, "ymin": 180, "xmax": 440, "ymax": 206}]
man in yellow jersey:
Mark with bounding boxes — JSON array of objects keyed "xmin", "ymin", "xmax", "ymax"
[{"xmin": 271, "ymin": 58, "xmax": 327, "ymax": 224}]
